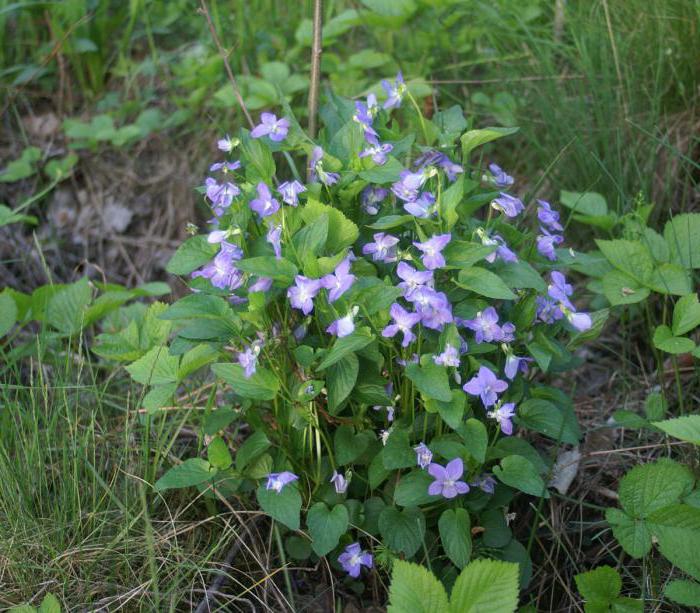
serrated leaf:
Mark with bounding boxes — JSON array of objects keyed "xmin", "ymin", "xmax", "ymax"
[
  {"xmin": 155, "ymin": 458, "xmax": 216, "ymax": 491},
  {"xmin": 605, "ymin": 508, "xmax": 652, "ymax": 558},
  {"xmin": 575, "ymin": 565, "xmax": 621, "ymax": 605},
  {"xmin": 387, "ymin": 560, "xmax": 450, "ymax": 613},
  {"xmin": 664, "ymin": 213, "xmax": 700, "ymax": 269},
  {"xmin": 46, "ymin": 277, "xmax": 92, "ymax": 334},
  {"xmin": 449, "ymin": 559, "xmax": 519, "ymax": 613},
  {"xmin": 618, "ymin": 458, "xmax": 694, "ymax": 517},
  {"xmin": 672, "ymin": 293, "xmax": 700, "ymax": 336},
  {"xmin": 652, "ymin": 325, "xmax": 695, "ymax": 355},
  {"xmin": 126, "ymin": 346, "xmax": 180, "ymax": 385},
  {"xmin": 653, "ymin": 415, "xmax": 700, "ymax": 445},
  {"xmin": 212, "ymin": 363, "xmax": 280, "ymax": 400},
  {"xmin": 665, "ymin": 579, "xmax": 700, "ymax": 607}
]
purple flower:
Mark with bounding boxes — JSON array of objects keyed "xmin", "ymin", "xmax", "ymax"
[
  {"xmin": 205, "ymin": 177, "xmax": 240, "ymax": 211},
  {"xmin": 249, "ymin": 276, "xmax": 273, "ymax": 293},
  {"xmin": 266, "ymin": 224, "xmax": 282, "ymax": 259},
  {"xmin": 338, "ymin": 543, "xmax": 373, "ymax": 578},
  {"xmin": 207, "ymin": 229, "xmax": 229, "ymax": 244},
  {"xmin": 362, "ymin": 232, "xmax": 400, "ymax": 263},
  {"xmin": 238, "ymin": 341, "xmax": 262, "ymax": 378},
  {"xmin": 537, "ymin": 200, "xmax": 564, "ymax": 232},
  {"xmin": 321, "ymin": 258, "xmax": 356, "ymax": 302},
  {"xmin": 415, "ymin": 290, "xmax": 453, "ymax": 331},
  {"xmin": 353, "ymin": 100, "xmax": 377, "ymax": 135},
  {"xmin": 217, "ymin": 135, "xmax": 236, "ymax": 152},
  {"xmin": 488, "ymin": 163, "xmax": 514, "ymax": 187},
  {"xmin": 278, "ymin": 180, "xmax": 306, "ymax": 206},
  {"xmin": 250, "ymin": 182, "xmax": 280, "ymax": 218},
  {"xmin": 287, "ymin": 275, "xmax": 322, "ymax": 315},
  {"xmin": 327, "ymin": 312, "xmax": 355, "ymax": 338},
  {"xmin": 434, "ymin": 344, "xmax": 460, "ymax": 367},
  {"xmin": 488, "ymin": 402, "xmax": 516, "ymax": 435},
  {"xmin": 463, "ymin": 366, "xmax": 508, "ymax": 407},
  {"xmin": 396, "ymin": 262, "xmax": 433, "ymax": 299},
  {"xmin": 536, "ymin": 229, "xmax": 564, "ymax": 261},
  {"xmin": 250, "ymin": 112, "xmax": 290, "ymax": 142},
  {"xmin": 396, "ymin": 353, "xmax": 419, "ymax": 367},
  {"xmin": 310, "ymin": 146, "xmax": 340, "ymax": 185},
  {"xmin": 567, "ymin": 311, "xmax": 592, "ymax": 332},
  {"xmin": 359, "ymin": 133, "xmax": 393, "ymax": 165},
  {"xmin": 500, "ymin": 322, "xmax": 516, "ymax": 343},
  {"xmin": 472, "ymin": 474, "xmax": 497, "ymax": 494},
  {"xmin": 330, "ymin": 470, "xmax": 348, "ymax": 494},
  {"xmin": 462, "ymin": 307, "xmax": 503, "ymax": 343},
  {"xmin": 414, "ymin": 151, "xmax": 462, "ymax": 182},
  {"xmin": 382, "ymin": 71, "xmax": 406, "ymax": 109},
  {"xmin": 492, "ymin": 192, "xmax": 525, "ymax": 218},
  {"xmin": 536, "ymin": 296, "xmax": 564, "ymax": 324},
  {"xmin": 361, "ymin": 186, "xmax": 388, "ymax": 215},
  {"xmin": 373, "ymin": 404, "xmax": 395, "ymax": 422},
  {"xmin": 548, "ymin": 271, "xmax": 574, "ymax": 308},
  {"xmin": 265, "ymin": 471, "xmax": 298, "ymax": 493},
  {"xmin": 403, "ymin": 191, "xmax": 436, "ymax": 218},
  {"xmin": 209, "ymin": 160, "xmax": 241, "ymax": 173},
  {"xmin": 192, "ymin": 243, "xmax": 244, "ymax": 291},
  {"xmin": 382, "ymin": 303, "xmax": 421, "ymax": 347},
  {"xmin": 438, "ymin": 155, "xmax": 463, "ymax": 182},
  {"xmin": 428, "ymin": 458, "xmax": 469, "ymax": 499},
  {"xmin": 480, "ymin": 231, "xmax": 518, "ymax": 264},
  {"xmin": 504, "ymin": 354, "xmax": 532, "ymax": 380},
  {"xmin": 391, "ymin": 170, "xmax": 425, "ymax": 202},
  {"xmin": 413, "ymin": 234, "xmax": 451, "ymax": 270},
  {"xmin": 414, "ymin": 442, "xmax": 433, "ymax": 469}
]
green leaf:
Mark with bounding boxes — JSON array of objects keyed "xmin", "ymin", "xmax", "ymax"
[
  {"xmin": 652, "ymin": 325, "xmax": 695, "ymax": 354},
  {"xmin": 664, "ymin": 213, "xmax": 700, "ymax": 269},
  {"xmin": 459, "ymin": 418, "xmax": 488, "ymax": 463},
  {"xmin": 379, "ymin": 506, "xmax": 426, "ymax": 557},
  {"xmin": 646, "ymin": 262, "xmax": 691, "ymax": 296},
  {"xmin": 293, "ymin": 214, "xmax": 328, "ymax": 259},
  {"xmin": 602, "ymin": 270, "xmax": 650, "ymax": 306},
  {"xmin": 126, "ymin": 346, "xmax": 180, "ymax": 385},
  {"xmin": 367, "ymin": 214, "xmax": 414, "ymax": 230},
  {"xmin": 595, "ymin": 239, "xmax": 654, "ymax": 284},
  {"xmin": 492, "ymin": 260, "xmax": 546, "ymax": 292},
  {"xmin": 383, "ymin": 429, "xmax": 416, "ymax": 469},
  {"xmin": 0, "ymin": 291, "xmax": 18, "ymax": 336},
  {"xmin": 46, "ymin": 277, "xmax": 92, "ymax": 334},
  {"xmin": 665, "ymin": 579, "xmax": 700, "ymax": 607},
  {"xmin": 327, "ymin": 353, "xmax": 358, "ymax": 413},
  {"xmin": 605, "ymin": 508, "xmax": 652, "ymax": 558},
  {"xmin": 387, "ymin": 560, "xmax": 450, "ymax": 613},
  {"xmin": 236, "ymin": 431, "xmax": 270, "ymax": 472},
  {"xmin": 37, "ymin": 593, "xmax": 62, "ymax": 613},
  {"xmin": 334, "ymin": 425, "xmax": 370, "ymax": 465},
  {"xmin": 360, "ymin": 0, "xmax": 417, "ymax": 18},
  {"xmin": 429, "ymin": 389, "xmax": 466, "ymax": 430},
  {"xmin": 644, "ymin": 392, "xmax": 667, "ymax": 421},
  {"xmin": 575, "ymin": 565, "xmax": 621, "ymax": 606},
  {"xmin": 460, "ymin": 127, "xmax": 519, "ymax": 158},
  {"xmin": 359, "ymin": 156, "xmax": 404, "ymax": 183},
  {"xmin": 449, "ymin": 559, "xmax": 519, "ymax": 613},
  {"xmin": 0, "ymin": 203, "xmax": 37, "ymax": 227},
  {"xmin": 302, "ymin": 199, "xmax": 359, "ymax": 251},
  {"xmin": 673, "ymin": 293, "xmax": 700, "ymax": 336},
  {"xmin": 517, "ymin": 398, "xmax": 580, "ymax": 444},
  {"xmin": 405, "ymin": 356, "xmax": 452, "ymax": 402},
  {"xmin": 440, "ymin": 176, "xmax": 463, "ymax": 229},
  {"xmin": 493, "ymin": 455, "xmax": 548, "ymax": 497},
  {"xmin": 236, "ymin": 256, "xmax": 298, "ymax": 283},
  {"xmin": 438, "ymin": 508, "xmax": 472, "ymax": 569},
  {"xmin": 652, "ymin": 415, "xmax": 700, "ymax": 445},
  {"xmin": 618, "ymin": 458, "xmax": 694, "ymax": 517},
  {"xmin": 456, "ymin": 267, "xmax": 517, "ymax": 300},
  {"xmin": 166, "ymin": 236, "xmax": 218, "ymax": 275},
  {"xmin": 155, "ymin": 458, "xmax": 216, "ymax": 491},
  {"xmin": 648, "ymin": 504, "xmax": 700, "ymax": 580},
  {"xmin": 443, "ymin": 241, "xmax": 495, "ymax": 269},
  {"xmin": 394, "ymin": 470, "xmax": 435, "ymax": 507},
  {"xmin": 307, "ymin": 502, "xmax": 349, "ymax": 556},
  {"xmin": 257, "ymin": 482, "xmax": 302, "ymax": 530},
  {"xmin": 212, "ymin": 363, "xmax": 280, "ymax": 400},
  {"xmin": 560, "ymin": 191, "xmax": 608, "ymax": 216},
  {"xmin": 207, "ymin": 436, "xmax": 233, "ymax": 469},
  {"xmin": 317, "ymin": 327, "xmax": 374, "ymax": 369},
  {"xmin": 161, "ymin": 293, "xmax": 235, "ymax": 320},
  {"xmin": 142, "ymin": 383, "xmax": 177, "ymax": 414}
]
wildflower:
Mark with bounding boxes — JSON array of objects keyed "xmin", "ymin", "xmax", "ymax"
[
  {"xmin": 537, "ymin": 200, "xmax": 564, "ymax": 232},
  {"xmin": 250, "ymin": 112, "xmax": 290, "ymax": 142},
  {"xmin": 428, "ymin": 458, "xmax": 470, "ymax": 498},
  {"xmin": 500, "ymin": 322, "xmax": 516, "ymax": 343},
  {"xmin": 403, "ymin": 191, "xmax": 436, "ymax": 218},
  {"xmin": 192, "ymin": 243, "xmax": 244, "ymax": 291},
  {"xmin": 361, "ymin": 186, "xmax": 388, "ymax": 215},
  {"xmin": 362, "ymin": 232, "xmax": 400, "ymax": 263},
  {"xmin": 396, "ymin": 353, "xmax": 419, "ymax": 367},
  {"xmin": 330, "ymin": 470, "xmax": 348, "ymax": 494},
  {"xmin": 238, "ymin": 341, "xmax": 262, "ymax": 378},
  {"xmin": 547, "ymin": 271, "xmax": 574, "ymax": 308},
  {"xmin": 396, "ymin": 262, "xmax": 433, "ymax": 299},
  {"xmin": 478, "ymin": 230, "xmax": 518, "ymax": 264},
  {"xmin": 413, "ymin": 233, "xmax": 451, "ymax": 270},
  {"xmin": 382, "ymin": 303, "xmax": 421, "ymax": 347},
  {"xmin": 249, "ymin": 276, "xmax": 273, "ymax": 293},
  {"xmin": 266, "ymin": 224, "xmax": 282, "ymax": 259},
  {"xmin": 434, "ymin": 344, "xmax": 460, "ymax": 367},
  {"xmin": 488, "ymin": 402, "xmax": 516, "ymax": 435},
  {"xmin": 437, "ymin": 155, "xmax": 463, "ymax": 182},
  {"xmin": 462, "ymin": 307, "xmax": 503, "ymax": 343},
  {"xmin": 491, "ymin": 192, "xmax": 525, "ymax": 218},
  {"xmin": 504, "ymin": 353, "xmax": 532, "ymax": 380},
  {"xmin": 217, "ymin": 134, "xmax": 238, "ymax": 152},
  {"xmin": 205, "ymin": 177, "xmax": 240, "ymax": 211},
  {"xmin": 373, "ymin": 404, "xmax": 395, "ymax": 422},
  {"xmin": 567, "ymin": 310, "xmax": 593, "ymax": 332},
  {"xmin": 287, "ymin": 275, "xmax": 322, "ymax": 315},
  {"xmin": 414, "ymin": 442, "xmax": 433, "ymax": 469},
  {"xmin": 463, "ymin": 366, "xmax": 508, "ymax": 407},
  {"xmin": 382, "ymin": 71, "xmax": 406, "ymax": 109},
  {"xmin": 472, "ymin": 474, "xmax": 497, "ymax": 494},
  {"xmin": 536, "ymin": 229, "xmax": 563, "ymax": 261},
  {"xmin": 250, "ymin": 182, "xmax": 280, "ymax": 219},
  {"xmin": 310, "ymin": 146, "xmax": 340, "ymax": 185},
  {"xmin": 265, "ymin": 471, "xmax": 298, "ymax": 493},
  {"xmin": 338, "ymin": 543, "xmax": 373, "ymax": 578},
  {"xmin": 488, "ymin": 163, "xmax": 514, "ymax": 187},
  {"xmin": 359, "ymin": 133, "xmax": 393, "ymax": 165},
  {"xmin": 415, "ymin": 290, "xmax": 453, "ymax": 331},
  {"xmin": 209, "ymin": 160, "xmax": 241, "ymax": 173},
  {"xmin": 321, "ymin": 258, "xmax": 356, "ymax": 302},
  {"xmin": 278, "ymin": 180, "xmax": 306, "ymax": 206},
  {"xmin": 327, "ymin": 311, "xmax": 356, "ymax": 338},
  {"xmin": 207, "ymin": 228, "xmax": 229, "ymax": 244},
  {"xmin": 536, "ymin": 295, "xmax": 564, "ymax": 324},
  {"xmin": 392, "ymin": 170, "xmax": 425, "ymax": 202}
]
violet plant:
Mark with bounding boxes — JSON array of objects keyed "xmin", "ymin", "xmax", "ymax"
[{"xmin": 130, "ymin": 74, "xmax": 602, "ymax": 587}]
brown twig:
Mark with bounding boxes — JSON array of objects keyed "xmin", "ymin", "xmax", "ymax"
[
  {"xmin": 198, "ymin": 0, "xmax": 254, "ymax": 129},
  {"xmin": 307, "ymin": 0, "xmax": 323, "ymax": 180}
]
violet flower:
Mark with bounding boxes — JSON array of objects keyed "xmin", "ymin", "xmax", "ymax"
[
  {"xmin": 536, "ymin": 295, "xmax": 564, "ymax": 324},
  {"xmin": 500, "ymin": 322, "xmax": 516, "ymax": 343},
  {"xmin": 250, "ymin": 112, "xmax": 290, "ymax": 142},
  {"xmin": 472, "ymin": 474, "xmax": 497, "ymax": 494},
  {"xmin": 537, "ymin": 200, "xmax": 564, "ymax": 232},
  {"xmin": 310, "ymin": 146, "xmax": 339, "ymax": 185},
  {"xmin": 265, "ymin": 471, "xmax": 298, "ymax": 493},
  {"xmin": 396, "ymin": 262, "xmax": 433, "ymax": 299},
  {"xmin": 321, "ymin": 258, "xmax": 356, "ymax": 302},
  {"xmin": 415, "ymin": 290, "xmax": 453, "ymax": 331},
  {"xmin": 192, "ymin": 243, "xmax": 244, "ymax": 291},
  {"xmin": 361, "ymin": 186, "xmax": 387, "ymax": 215},
  {"xmin": 327, "ymin": 312, "xmax": 355, "ymax": 338},
  {"xmin": 548, "ymin": 271, "xmax": 574, "ymax": 309},
  {"xmin": 362, "ymin": 232, "xmax": 399, "ymax": 263},
  {"xmin": 404, "ymin": 191, "xmax": 436, "ymax": 218},
  {"xmin": 462, "ymin": 307, "xmax": 503, "ymax": 343},
  {"xmin": 504, "ymin": 353, "xmax": 532, "ymax": 380},
  {"xmin": 382, "ymin": 303, "xmax": 421, "ymax": 347},
  {"xmin": 413, "ymin": 233, "xmax": 451, "ymax": 270},
  {"xmin": 249, "ymin": 276, "xmax": 273, "ymax": 293},
  {"xmin": 217, "ymin": 135, "xmax": 237, "ymax": 152},
  {"xmin": 250, "ymin": 182, "xmax": 280, "ymax": 218},
  {"xmin": 382, "ymin": 71, "xmax": 406, "ymax": 109},
  {"xmin": 359, "ymin": 133, "xmax": 393, "ymax": 165},
  {"xmin": 491, "ymin": 192, "xmax": 525, "ymax": 218},
  {"xmin": 209, "ymin": 160, "xmax": 241, "ymax": 173},
  {"xmin": 338, "ymin": 543, "xmax": 373, "ymax": 578},
  {"xmin": 463, "ymin": 366, "xmax": 508, "ymax": 407},
  {"xmin": 488, "ymin": 402, "xmax": 516, "ymax": 435},
  {"xmin": 567, "ymin": 311, "xmax": 593, "ymax": 332},
  {"xmin": 428, "ymin": 458, "xmax": 469, "ymax": 499},
  {"xmin": 287, "ymin": 275, "xmax": 322, "ymax": 315},
  {"xmin": 434, "ymin": 344, "xmax": 460, "ymax": 367},
  {"xmin": 266, "ymin": 224, "xmax": 282, "ymax": 259},
  {"xmin": 205, "ymin": 177, "xmax": 240, "ymax": 211},
  {"xmin": 414, "ymin": 442, "xmax": 433, "ymax": 469},
  {"xmin": 480, "ymin": 231, "xmax": 518, "ymax": 264},
  {"xmin": 238, "ymin": 341, "xmax": 262, "ymax": 378},
  {"xmin": 330, "ymin": 470, "xmax": 348, "ymax": 494},
  {"xmin": 536, "ymin": 229, "xmax": 563, "ymax": 261},
  {"xmin": 488, "ymin": 163, "xmax": 514, "ymax": 187},
  {"xmin": 278, "ymin": 180, "xmax": 306, "ymax": 206},
  {"xmin": 391, "ymin": 170, "xmax": 425, "ymax": 202}
]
